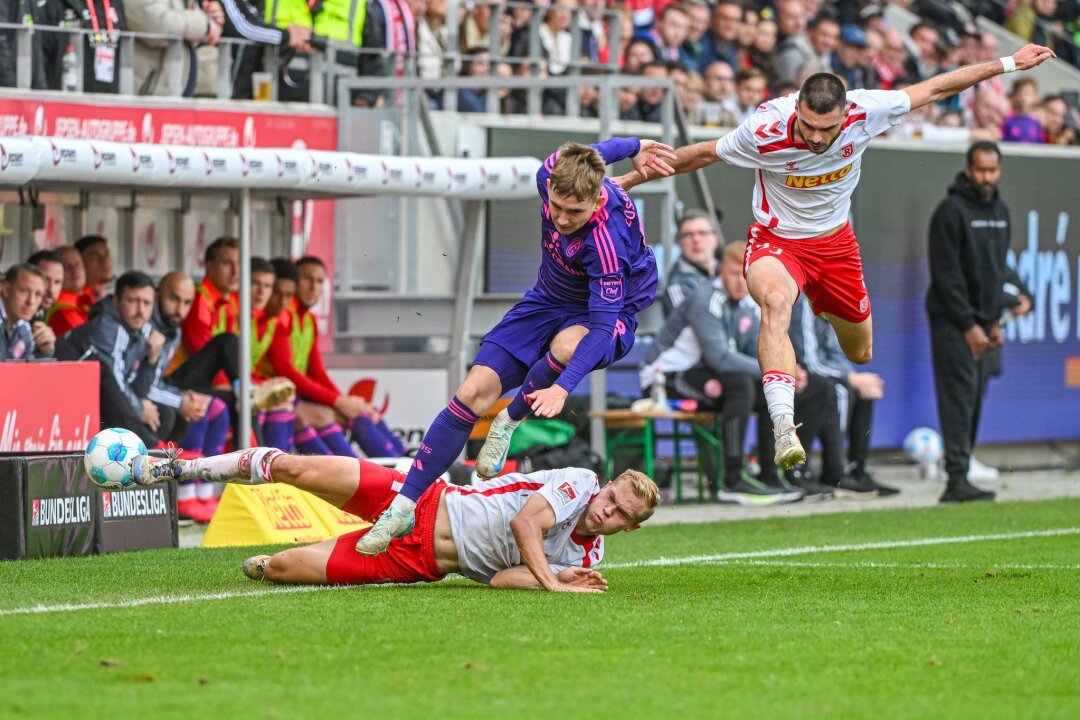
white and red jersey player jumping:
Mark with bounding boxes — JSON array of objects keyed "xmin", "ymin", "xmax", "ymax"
[
  {"xmin": 131, "ymin": 448, "xmax": 659, "ymax": 592},
  {"xmin": 619, "ymin": 43, "xmax": 1055, "ymax": 469}
]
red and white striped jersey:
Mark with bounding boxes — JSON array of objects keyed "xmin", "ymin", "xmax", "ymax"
[
  {"xmin": 715, "ymin": 89, "xmax": 911, "ymax": 238},
  {"xmin": 444, "ymin": 468, "xmax": 604, "ymax": 585}
]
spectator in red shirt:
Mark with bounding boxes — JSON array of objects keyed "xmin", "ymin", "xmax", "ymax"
[
  {"xmin": 75, "ymin": 235, "xmax": 114, "ymax": 307},
  {"xmin": 174, "ymin": 236, "xmax": 239, "ymax": 374},
  {"xmin": 49, "ymin": 245, "xmax": 90, "ymax": 336}
]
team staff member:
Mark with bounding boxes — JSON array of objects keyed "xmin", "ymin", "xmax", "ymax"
[{"xmin": 926, "ymin": 141, "xmax": 1013, "ymax": 503}]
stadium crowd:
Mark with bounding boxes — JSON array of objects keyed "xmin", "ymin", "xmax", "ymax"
[
  {"xmin": 1, "ymin": 0, "xmax": 1078, "ymax": 143},
  {"xmin": 1, "ymin": 238, "xmax": 407, "ymax": 524}
]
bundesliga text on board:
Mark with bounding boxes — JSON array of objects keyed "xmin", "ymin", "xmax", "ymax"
[
  {"xmin": 101, "ymin": 488, "xmax": 169, "ymax": 520},
  {"xmin": 31, "ymin": 496, "xmax": 92, "ymax": 527}
]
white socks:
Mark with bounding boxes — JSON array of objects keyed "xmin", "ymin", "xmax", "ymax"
[
  {"xmin": 390, "ymin": 494, "xmax": 417, "ymax": 514},
  {"xmin": 187, "ymin": 448, "xmax": 282, "ymax": 485},
  {"xmin": 762, "ymin": 371, "xmax": 796, "ymax": 429}
]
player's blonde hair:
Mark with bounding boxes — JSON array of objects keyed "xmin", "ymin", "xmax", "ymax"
[
  {"xmin": 549, "ymin": 143, "xmax": 606, "ymax": 202},
  {"xmin": 613, "ymin": 469, "xmax": 661, "ymax": 522},
  {"xmin": 721, "ymin": 240, "xmax": 747, "ymax": 265}
]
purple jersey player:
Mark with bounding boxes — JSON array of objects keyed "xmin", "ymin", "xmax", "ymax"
[{"xmin": 356, "ymin": 137, "xmax": 677, "ymax": 557}]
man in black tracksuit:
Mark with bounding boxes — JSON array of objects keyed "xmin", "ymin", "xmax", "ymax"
[{"xmin": 926, "ymin": 141, "xmax": 1011, "ymax": 503}]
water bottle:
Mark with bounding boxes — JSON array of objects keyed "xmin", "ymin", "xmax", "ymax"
[
  {"xmin": 62, "ymin": 44, "xmax": 78, "ymax": 92},
  {"xmin": 651, "ymin": 367, "xmax": 667, "ymax": 409}
]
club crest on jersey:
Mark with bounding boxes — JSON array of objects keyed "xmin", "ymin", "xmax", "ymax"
[
  {"xmin": 841, "ymin": 142, "xmax": 854, "ymax": 158},
  {"xmin": 785, "ymin": 160, "xmax": 799, "ymax": 172},
  {"xmin": 566, "ymin": 238, "xmax": 583, "ymax": 257},
  {"xmin": 785, "ymin": 163, "xmax": 853, "ymax": 188},
  {"xmin": 555, "ymin": 481, "xmax": 578, "ymax": 506},
  {"xmin": 600, "ymin": 276, "xmax": 623, "ymax": 303}
]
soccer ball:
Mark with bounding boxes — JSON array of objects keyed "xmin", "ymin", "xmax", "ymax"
[
  {"xmin": 903, "ymin": 427, "xmax": 943, "ymax": 466},
  {"xmin": 84, "ymin": 428, "xmax": 146, "ymax": 490}
]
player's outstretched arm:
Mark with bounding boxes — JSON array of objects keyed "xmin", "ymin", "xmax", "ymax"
[
  {"xmin": 631, "ymin": 139, "xmax": 678, "ymax": 181},
  {"xmin": 904, "ymin": 43, "xmax": 1055, "ymax": 112},
  {"xmin": 490, "ymin": 565, "xmax": 609, "ymax": 591},
  {"xmin": 508, "ymin": 494, "xmax": 605, "ymax": 593},
  {"xmin": 615, "ymin": 140, "xmax": 722, "ymax": 191}
]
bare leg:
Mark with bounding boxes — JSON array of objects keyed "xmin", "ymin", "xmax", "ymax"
[
  {"xmin": 746, "ymin": 257, "xmax": 799, "ymax": 375},
  {"xmin": 454, "ymin": 364, "xmax": 506, "ymax": 414},
  {"xmin": 263, "ymin": 540, "xmax": 336, "ymax": 584},
  {"xmin": 549, "ymin": 324, "xmax": 589, "ymax": 365},
  {"xmin": 295, "ymin": 400, "xmax": 337, "ymax": 428},
  {"xmin": 821, "ymin": 312, "xmax": 874, "ymax": 365},
  {"xmin": 268, "ymin": 453, "xmax": 361, "ymax": 509}
]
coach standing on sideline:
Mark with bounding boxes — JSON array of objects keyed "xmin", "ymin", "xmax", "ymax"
[{"xmin": 926, "ymin": 141, "xmax": 1012, "ymax": 504}]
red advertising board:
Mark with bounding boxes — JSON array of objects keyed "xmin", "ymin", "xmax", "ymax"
[
  {"xmin": 0, "ymin": 94, "xmax": 338, "ymax": 343},
  {"xmin": 0, "ymin": 362, "xmax": 100, "ymax": 453}
]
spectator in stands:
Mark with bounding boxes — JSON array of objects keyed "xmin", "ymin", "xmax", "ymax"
[
  {"xmin": 356, "ymin": 0, "xmax": 418, "ymax": 107},
  {"xmin": 668, "ymin": 62, "xmax": 702, "ymax": 118},
  {"xmin": 27, "ymin": 250, "xmax": 64, "ymax": 323},
  {"xmin": 457, "ymin": 47, "xmax": 494, "ymax": 113},
  {"xmin": 651, "ymin": 4, "xmax": 691, "ymax": 63},
  {"xmin": 578, "ymin": 0, "xmax": 610, "ymax": 63},
  {"xmin": 721, "ymin": 67, "xmax": 767, "ymax": 124},
  {"xmin": 1041, "ymin": 94, "xmax": 1080, "ymax": 143},
  {"xmin": 36, "ymin": 1, "xmax": 130, "ymax": 94},
  {"xmin": 418, "ymin": 0, "xmax": 449, "ymax": 89},
  {"xmin": 789, "ymin": 295, "xmax": 899, "ymax": 498},
  {"xmin": 642, "ymin": 241, "xmax": 801, "ymax": 506},
  {"xmin": 696, "ymin": 60, "xmax": 739, "ymax": 125},
  {"xmin": 627, "ymin": 61, "xmax": 669, "ymax": 122},
  {"xmin": 1006, "ymin": 0, "xmax": 1076, "ymax": 66},
  {"xmin": 144, "ymin": 271, "xmax": 231, "ymax": 523},
  {"xmin": 662, "ymin": 209, "xmax": 721, "ymax": 315},
  {"xmin": 540, "ymin": 0, "xmax": 575, "ymax": 76},
  {"xmin": 179, "ymin": 236, "xmax": 239, "ymax": 367},
  {"xmin": 904, "ymin": 21, "xmax": 941, "ymax": 80},
  {"xmin": 874, "ymin": 28, "xmax": 910, "ymax": 90},
  {"xmin": 218, "ymin": 0, "xmax": 317, "ymax": 100},
  {"xmin": 269, "ymin": 256, "xmax": 407, "ymax": 458},
  {"xmin": 970, "ymin": 87, "xmax": 1008, "ymax": 140},
  {"xmin": 1002, "ymin": 77, "xmax": 1046, "ymax": 143},
  {"xmin": 126, "ymin": 0, "xmax": 222, "ymax": 96},
  {"xmin": 623, "ymin": 37, "xmax": 658, "ymax": 72},
  {"xmin": 775, "ymin": 9, "xmax": 838, "ymax": 87},
  {"xmin": 749, "ymin": 18, "xmax": 778, "ymax": 87},
  {"xmin": 75, "ymin": 235, "xmax": 113, "ymax": 306},
  {"xmin": 460, "ymin": 0, "xmax": 499, "ymax": 53},
  {"xmin": 681, "ymin": 0, "xmax": 713, "ymax": 71},
  {"xmin": 1, "ymin": 264, "xmax": 54, "ymax": 361},
  {"xmin": 56, "ymin": 271, "xmax": 160, "ymax": 445},
  {"xmin": 735, "ymin": 5, "xmax": 759, "ymax": 68},
  {"xmin": 775, "ymin": 0, "xmax": 808, "ymax": 45},
  {"xmin": 699, "ymin": 0, "xmax": 743, "ymax": 71},
  {"xmin": 832, "ymin": 23, "xmax": 879, "ymax": 89},
  {"xmin": 50, "ymin": 246, "xmax": 90, "ymax": 336}
]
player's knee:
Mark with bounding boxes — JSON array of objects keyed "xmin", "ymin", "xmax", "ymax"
[
  {"xmin": 848, "ymin": 344, "xmax": 873, "ymax": 365},
  {"xmin": 761, "ymin": 290, "xmax": 792, "ymax": 320},
  {"xmin": 269, "ymin": 453, "xmax": 303, "ymax": 483}
]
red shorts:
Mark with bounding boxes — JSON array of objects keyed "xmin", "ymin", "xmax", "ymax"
[
  {"xmin": 744, "ymin": 222, "xmax": 871, "ymax": 324},
  {"xmin": 324, "ymin": 460, "xmax": 446, "ymax": 585}
]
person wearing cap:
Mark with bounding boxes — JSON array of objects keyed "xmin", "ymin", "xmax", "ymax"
[{"xmin": 833, "ymin": 23, "xmax": 879, "ymax": 89}]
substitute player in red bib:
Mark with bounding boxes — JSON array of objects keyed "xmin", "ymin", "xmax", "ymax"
[
  {"xmin": 130, "ymin": 450, "xmax": 659, "ymax": 592},
  {"xmin": 619, "ymin": 43, "xmax": 1054, "ymax": 470}
]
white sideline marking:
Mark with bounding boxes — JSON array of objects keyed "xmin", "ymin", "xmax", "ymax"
[
  {"xmin": 603, "ymin": 527, "xmax": 1080, "ymax": 570},
  {"xmin": 2, "ymin": 528, "xmax": 1077, "ymax": 617},
  {"xmin": 711, "ymin": 560, "xmax": 1080, "ymax": 571}
]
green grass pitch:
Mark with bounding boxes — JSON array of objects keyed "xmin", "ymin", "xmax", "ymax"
[{"xmin": 1, "ymin": 499, "xmax": 1078, "ymax": 719}]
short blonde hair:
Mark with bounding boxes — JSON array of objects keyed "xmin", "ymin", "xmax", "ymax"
[
  {"xmin": 613, "ymin": 469, "xmax": 661, "ymax": 522},
  {"xmin": 549, "ymin": 143, "xmax": 606, "ymax": 202},
  {"xmin": 722, "ymin": 240, "xmax": 747, "ymax": 265}
]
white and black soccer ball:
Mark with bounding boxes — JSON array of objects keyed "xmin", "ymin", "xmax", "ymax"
[
  {"xmin": 903, "ymin": 427, "xmax": 943, "ymax": 466},
  {"xmin": 84, "ymin": 428, "xmax": 146, "ymax": 490}
]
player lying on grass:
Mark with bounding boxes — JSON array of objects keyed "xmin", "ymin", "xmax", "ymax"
[{"xmin": 131, "ymin": 449, "xmax": 659, "ymax": 592}]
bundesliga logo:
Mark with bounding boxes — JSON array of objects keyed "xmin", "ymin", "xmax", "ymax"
[
  {"xmin": 101, "ymin": 488, "xmax": 169, "ymax": 520},
  {"xmin": 31, "ymin": 496, "xmax": 91, "ymax": 527},
  {"xmin": 555, "ymin": 482, "xmax": 578, "ymax": 506}
]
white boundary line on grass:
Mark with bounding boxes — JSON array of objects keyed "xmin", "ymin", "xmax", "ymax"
[
  {"xmin": 602, "ymin": 527, "xmax": 1080, "ymax": 569},
  {"xmin": 2, "ymin": 527, "xmax": 1077, "ymax": 617},
  {"xmin": 711, "ymin": 560, "xmax": 1080, "ymax": 570}
]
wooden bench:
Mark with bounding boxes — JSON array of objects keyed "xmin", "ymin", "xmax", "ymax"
[{"xmin": 588, "ymin": 409, "xmax": 723, "ymax": 503}]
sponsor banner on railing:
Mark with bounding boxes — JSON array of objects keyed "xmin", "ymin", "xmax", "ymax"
[{"xmin": 0, "ymin": 362, "xmax": 99, "ymax": 454}]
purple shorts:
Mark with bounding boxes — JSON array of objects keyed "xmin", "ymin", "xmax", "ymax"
[{"xmin": 474, "ymin": 290, "xmax": 638, "ymax": 393}]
